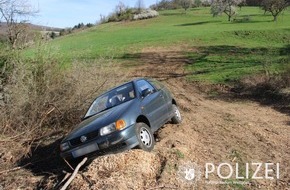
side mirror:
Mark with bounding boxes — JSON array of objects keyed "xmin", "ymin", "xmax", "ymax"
[{"xmin": 141, "ymin": 88, "xmax": 152, "ymax": 98}]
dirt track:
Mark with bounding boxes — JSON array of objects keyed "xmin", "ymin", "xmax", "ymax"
[{"xmin": 72, "ymin": 47, "xmax": 289, "ymax": 189}]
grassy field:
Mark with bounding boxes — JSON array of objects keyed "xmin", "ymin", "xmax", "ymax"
[{"xmin": 32, "ymin": 6, "xmax": 290, "ymax": 83}]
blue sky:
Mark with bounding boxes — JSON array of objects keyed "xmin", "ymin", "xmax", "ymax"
[{"xmin": 30, "ymin": 0, "xmax": 157, "ymax": 28}]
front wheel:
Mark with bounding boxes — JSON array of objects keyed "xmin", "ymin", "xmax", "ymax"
[
  {"xmin": 171, "ymin": 104, "xmax": 182, "ymax": 124},
  {"xmin": 135, "ymin": 123, "xmax": 154, "ymax": 151}
]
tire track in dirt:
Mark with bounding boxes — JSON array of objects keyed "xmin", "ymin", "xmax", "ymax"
[{"xmin": 130, "ymin": 46, "xmax": 290, "ymax": 189}]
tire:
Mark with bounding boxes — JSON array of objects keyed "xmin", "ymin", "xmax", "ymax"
[
  {"xmin": 171, "ymin": 104, "xmax": 182, "ymax": 124},
  {"xmin": 135, "ymin": 123, "xmax": 155, "ymax": 152}
]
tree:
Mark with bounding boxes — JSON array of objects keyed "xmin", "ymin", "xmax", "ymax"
[
  {"xmin": 136, "ymin": 0, "xmax": 145, "ymax": 13},
  {"xmin": 245, "ymin": 0, "xmax": 262, "ymax": 6},
  {"xmin": 237, "ymin": 0, "xmax": 246, "ymax": 10},
  {"xmin": 261, "ymin": 0, "xmax": 289, "ymax": 21},
  {"xmin": 0, "ymin": 0, "xmax": 36, "ymax": 49},
  {"xmin": 115, "ymin": 1, "xmax": 126, "ymax": 17},
  {"xmin": 86, "ymin": 23, "xmax": 94, "ymax": 28},
  {"xmin": 179, "ymin": 0, "xmax": 192, "ymax": 12},
  {"xmin": 50, "ymin": 31, "xmax": 56, "ymax": 39},
  {"xmin": 211, "ymin": 0, "xmax": 241, "ymax": 21},
  {"xmin": 194, "ymin": 0, "xmax": 202, "ymax": 7}
]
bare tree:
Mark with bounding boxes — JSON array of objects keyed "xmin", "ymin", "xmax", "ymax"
[
  {"xmin": 237, "ymin": 0, "xmax": 246, "ymax": 10},
  {"xmin": 115, "ymin": 1, "xmax": 126, "ymax": 17},
  {"xmin": 0, "ymin": 0, "xmax": 35, "ymax": 49},
  {"xmin": 211, "ymin": 0, "xmax": 241, "ymax": 21},
  {"xmin": 179, "ymin": 0, "xmax": 192, "ymax": 12},
  {"xmin": 261, "ymin": 0, "xmax": 289, "ymax": 21},
  {"xmin": 136, "ymin": 0, "xmax": 145, "ymax": 13}
]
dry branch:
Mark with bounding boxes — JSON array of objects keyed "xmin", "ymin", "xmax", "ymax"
[
  {"xmin": 60, "ymin": 157, "xmax": 88, "ymax": 190},
  {"xmin": 55, "ymin": 173, "xmax": 71, "ymax": 189},
  {"xmin": 0, "ymin": 163, "xmax": 31, "ymax": 175}
]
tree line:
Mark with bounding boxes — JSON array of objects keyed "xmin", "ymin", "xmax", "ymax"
[
  {"xmin": 151, "ymin": 0, "xmax": 289, "ymax": 21},
  {"xmin": 211, "ymin": 0, "xmax": 289, "ymax": 22}
]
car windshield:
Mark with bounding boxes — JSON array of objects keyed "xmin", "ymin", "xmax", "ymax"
[{"xmin": 84, "ymin": 82, "xmax": 135, "ymax": 118}]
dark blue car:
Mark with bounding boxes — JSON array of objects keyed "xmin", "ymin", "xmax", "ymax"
[{"xmin": 60, "ymin": 78, "xmax": 181, "ymax": 160}]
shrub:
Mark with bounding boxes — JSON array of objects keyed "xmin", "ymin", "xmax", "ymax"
[
  {"xmin": 0, "ymin": 43, "xmax": 126, "ymax": 173},
  {"xmin": 105, "ymin": 7, "xmax": 159, "ymax": 23},
  {"xmin": 133, "ymin": 9, "xmax": 159, "ymax": 20}
]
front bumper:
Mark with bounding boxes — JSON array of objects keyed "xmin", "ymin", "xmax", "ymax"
[{"xmin": 60, "ymin": 124, "xmax": 138, "ymax": 160}]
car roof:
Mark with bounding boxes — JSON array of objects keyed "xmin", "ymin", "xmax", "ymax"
[
  {"xmin": 123, "ymin": 77, "xmax": 153, "ymax": 84},
  {"xmin": 98, "ymin": 78, "xmax": 151, "ymax": 96}
]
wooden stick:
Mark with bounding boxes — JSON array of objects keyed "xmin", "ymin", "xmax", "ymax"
[
  {"xmin": 63, "ymin": 158, "xmax": 74, "ymax": 171},
  {"xmin": 0, "ymin": 163, "xmax": 31, "ymax": 175},
  {"xmin": 60, "ymin": 157, "xmax": 88, "ymax": 190},
  {"xmin": 55, "ymin": 173, "xmax": 71, "ymax": 189}
]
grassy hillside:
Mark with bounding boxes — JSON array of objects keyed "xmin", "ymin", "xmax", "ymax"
[{"xmin": 33, "ymin": 6, "xmax": 290, "ymax": 83}]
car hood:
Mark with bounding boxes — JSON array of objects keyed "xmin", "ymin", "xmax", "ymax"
[{"xmin": 62, "ymin": 99, "xmax": 135, "ymax": 142}]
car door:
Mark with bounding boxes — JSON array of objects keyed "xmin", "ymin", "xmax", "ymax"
[
  {"xmin": 148, "ymin": 79, "xmax": 172, "ymax": 120},
  {"xmin": 136, "ymin": 79, "xmax": 167, "ymax": 131}
]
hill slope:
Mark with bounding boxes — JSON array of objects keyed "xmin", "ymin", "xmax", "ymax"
[{"xmin": 39, "ymin": 7, "xmax": 290, "ymax": 83}]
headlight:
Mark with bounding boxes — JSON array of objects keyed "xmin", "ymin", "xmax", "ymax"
[
  {"xmin": 100, "ymin": 123, "xmax": 116, "ymax": 136},
  {"xmin": 100, "ymin": 119, "xmax": 127, "ymax": 136},
  {"xmin": 60, "ymin": 142, "xmax": 69, "ymax": 151}
]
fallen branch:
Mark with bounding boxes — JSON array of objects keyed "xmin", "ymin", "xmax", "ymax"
[
  {"xmin": 55, "ymin": 173, "xmax": 71, "ymax": 189},
  {"xmin": 60, "ymin": 157, "xmax": 87, "ymax": 190},
  {"xmin": 0, "ymin": 163, "xmax": 31, "ymax": 175},
  {"xmin": 63, "ymin": 158, "xmax": 74, "ymax": 171}
]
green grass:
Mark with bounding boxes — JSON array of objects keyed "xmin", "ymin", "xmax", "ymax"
[
  {"xmin": 28, "ymin": 6, "xmax": 290, "ymax": 83},
  {"xmin": 185, "ymin": 44, "xmax": 289, "ymax": 83}
]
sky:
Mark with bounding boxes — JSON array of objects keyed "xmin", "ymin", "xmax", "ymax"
[{"xmin": 30, "ymin": 0, "xmax": 157, "ymax": 28}]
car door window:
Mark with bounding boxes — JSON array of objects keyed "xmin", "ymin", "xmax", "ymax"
[
  {"xmin": 136, "ymin": 80, "xmax": 156, "ymax": 96},
  {"xmin": 148, "ymin": 79, "xmax": 164, "ymax": 91}
]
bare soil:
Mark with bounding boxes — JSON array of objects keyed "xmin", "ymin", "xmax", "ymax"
[{"xmin": 71, "ymin": 47, "xmax": 289, "ymax": 189}]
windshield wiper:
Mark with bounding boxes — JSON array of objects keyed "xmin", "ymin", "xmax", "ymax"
[{"xmin": 83, "ymin": 106, "xmax": 114, "ymax": 120}]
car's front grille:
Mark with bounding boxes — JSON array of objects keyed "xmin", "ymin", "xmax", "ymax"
[{"xmin": 69, "ymin": 130, "xmax": 99, "ymax": 147}]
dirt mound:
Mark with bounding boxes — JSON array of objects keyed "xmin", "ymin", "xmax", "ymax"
[{"xmin": 71, "ymin": 150, "xmax": 161, "ymax": 189}]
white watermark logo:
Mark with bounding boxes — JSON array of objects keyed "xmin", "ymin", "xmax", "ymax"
[
  {"xmin": 177, "ymin": 162, "xmax": 202, "ymax": 185},
  {"xmin": 178, "ymin": 162, "xmax": 280, "ymax": 185}
]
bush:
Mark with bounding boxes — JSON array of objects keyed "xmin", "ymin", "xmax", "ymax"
[
  {"xmin": 133, "ymin": 9, "xmax": 159, "ymax": 20},
  {"xmin": 0, "ymin": 43, "xmax": 127, "ymax": 173},
  {"xmin": 105, "ymin": 8, "xmax": 159, "ymax": 23}
]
